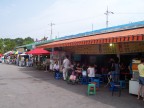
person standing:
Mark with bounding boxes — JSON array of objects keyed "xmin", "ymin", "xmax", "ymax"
[
  {"xmin": 137, "ymin": 58, "xmax": 144, "ymax": 101},
  {"xmin": 45, "ymin": 57, "xmax": 50, "ymax": 72},
  {"xmin": 62, "ymin": 55, "xmax": 71, "ymax": 80},
  {"xmin": 108, "ymin": 58, "xmax": 115, "ymax": 82},
  {"xmin": 87, "ymin": 64, "xmax": 96, "ymax": 82},
  {"xmin": 115, "ymin": 58, "xmax": 120, "ymax": 82},
  {"xmin": 128, "ymin": 59, "xmax": 133, "ymax": 79},
  {"xmin": 26, "ymin": 58, "xmax": 29, "ymax": 67}
]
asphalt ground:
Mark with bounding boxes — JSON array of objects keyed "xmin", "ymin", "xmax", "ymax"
[{"xmin": 0, "ymin": 63, "xmax": 143, "ymax": 108}]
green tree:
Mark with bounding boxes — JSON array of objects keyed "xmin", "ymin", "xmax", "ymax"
[
  {"xmin": 0, "ymin": 37, "xmax": 34, "ymax": 54},
  {"xmin": 23, "ymin": 37, "xmax": 34, "ymax": 45},
  {"xmin": 0, "ymin": 38, "xmax": 3, "ymax": 53},
  {"xmin": 14, "ymin": 38, "xmax": 24, "ymax": 46}
]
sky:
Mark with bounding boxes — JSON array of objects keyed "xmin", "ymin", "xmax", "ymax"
[{"xmin": 0, "ymin": 0, "xmax": 144, "ymax": 40}]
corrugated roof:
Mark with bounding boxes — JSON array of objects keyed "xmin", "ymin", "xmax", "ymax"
[
  {"xmin": 37, "ymin": 27, "xmax": 144, "ymax": 48},
  {"xmin": 57, "ymin": 21, "xmax": 144, "ymax": 41},
  {"xmin": 16, "ymin": 20, "xmax": 144, "ymax": 49}
]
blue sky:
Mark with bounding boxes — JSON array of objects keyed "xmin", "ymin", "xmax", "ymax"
[{"xmin": 0, "ymin": 0, "xmax": 144, "ymax": 40}]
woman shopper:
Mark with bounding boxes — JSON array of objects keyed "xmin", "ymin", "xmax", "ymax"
[{"xmin": 137, "ymin": 58, "xmax": 144, "ymax": 101}]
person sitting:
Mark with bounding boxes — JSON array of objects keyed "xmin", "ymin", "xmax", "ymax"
[
  {"xmin": 70, "ymin": 61, "xmax": 76, "ymax": 70},
  {"xmin": 74, "ymin": 62, "xmax": 82, "ymax": 73},
  {"xmin": 82, "ymin": 64, "xmax": 87, "ymax": 77},
  {"xmin": 53, "ymin": 61, "xmax": 60, "ymax": 77},
  {"xmin": 69, "ymin": 72, "xmax": 76, "ymax": 82},
  {"xmin": 87, "ymin": 64, "xmax": 96, "ymax": 82},
  {"xmin": 74, "ymin": 62, "xmax": 82, "ymax": 77}
]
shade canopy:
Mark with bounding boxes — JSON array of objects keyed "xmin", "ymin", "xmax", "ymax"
[
  {"xmin": 26, "ymin": 48, "xmax": 50, "ymax": 55},
  {"xmin": 3, "ymin": 51, "xmax": 15, "ymax": 56}
]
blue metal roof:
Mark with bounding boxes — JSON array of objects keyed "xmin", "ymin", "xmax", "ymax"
[{"xmin": 57, "ymin": 20, "xmax": 144, "ymax": 41}]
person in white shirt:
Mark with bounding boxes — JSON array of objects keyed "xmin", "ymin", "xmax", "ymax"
[
  {"xmin": 53, "ymin": 61, "xmax": 59, "ymax": 71},
  {"xmin": 87, "ymin": 64, "xmax": 96, "ymax": 78},
  {"xmin": 62, "ymin": 55, "xmax": 71, "ymax": 80},
  {"xmin": 53, "ymin": 61, "xmax": 60, "ymax": 77}
]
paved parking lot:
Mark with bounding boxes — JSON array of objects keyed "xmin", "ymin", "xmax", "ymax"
[{"xmin": 0, "ymin": 64, "xmax": 143, "ymax": 108}]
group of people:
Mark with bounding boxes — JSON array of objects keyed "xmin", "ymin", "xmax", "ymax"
[
  {"xmin": 53, "ymin": 55, "xmax": 97, "ymax": 82},
  {"xmin": 52, "ymin": 55, "xmax": 123, "ymax": 83},
  {"xmin": 3, "ymin": 54, "xmax": 34, "ymax": 67},
  {"xmin": 53, "ymin": 55, "xmax": 144, "ymax": 101}
]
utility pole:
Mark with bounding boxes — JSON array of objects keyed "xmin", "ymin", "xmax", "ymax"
[
  {"xmin": 92, "ymin": 24, "xmax": 94, "ymax": 35},
  {"xmin": 49, "ymin": 22, "xmax": 55, "ymax": 39},
  {"xmin": 57, "ymin": 32, "xmax": 59, "ymax": 38},
  {"xmin": 104, "ymin": 6, "xmax": 114, "ymax": 28}
]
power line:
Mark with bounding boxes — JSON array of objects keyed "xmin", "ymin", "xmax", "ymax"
[{"xmin": 115, "ymin": 12, "xmax": 144, "ymax": 14}]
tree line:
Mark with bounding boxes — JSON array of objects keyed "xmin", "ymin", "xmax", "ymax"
[{"xmin": 0, "ymin": 37, "xmax": 34, "ymax": 53}]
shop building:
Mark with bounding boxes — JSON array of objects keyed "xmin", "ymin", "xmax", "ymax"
[
  {"xmin": 37, "ymin": 21, "xmax": 144, "ymax": 63},
  {"xmin": 36, "ymin": 21, "xmax": 144, "ymax": 96}
]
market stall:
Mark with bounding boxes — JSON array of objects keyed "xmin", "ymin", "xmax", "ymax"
[
  {"xmin": 26, "ymin": 48, "xmax": 50, "ymax": 69},
  {"xmin": 49, "ymin": 51, "xmax": 71, "ymax": 71},
  {"xmin": 36, "ymin": 21, "xmax": 144, "ymax": 91}
]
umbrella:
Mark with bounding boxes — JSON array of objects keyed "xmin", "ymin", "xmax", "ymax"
[
  {"xmin": 3, "ymin": 51, "xmax": 13, "ymax": 56},
  {"xmin": 20, "ymin": 52, "xmax": 27, "ymax": 56},
  {"xmin": 26, "ymin": 48, "xmax": 50, "ymax": 55},
  {"xmin": 20, "ymin": 53, "xmax": 27, "ymax": 56},
  {"xmin": 10, "ymin": 51, "xmax": 16, "ymax": 55}
]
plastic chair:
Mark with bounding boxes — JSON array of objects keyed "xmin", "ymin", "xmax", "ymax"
[
  {"xmin": 99, "ymin": 75, "xmax": 104, "ymax": 84},
  {"xmin": 91, "ymin": 82, "xmax": 99, "ymax": 91},
  {"xmin": 93, "ymin": 79, "xmax": 100, "ymax": 88},
  {"xmin": 87, "ymin": 84, "xmax": 96, "ymax": 95},
  {"xmin": 95, "ymin": 74, "xmax": 103, "ymax": 84},
  {"xmin": 81, "ymin": 77, "xmax": 88, "ymax": 85},
  {"xmin": 110, "ymin": 82, "xmax": 121, "ymax": 97},
  {"xmin": 119, "ymin": 80, "xmax": 126, "ymax": 88},
  {"xmin": 55, "ymin": 72, "xmax": 62, "ymax": 80}
]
